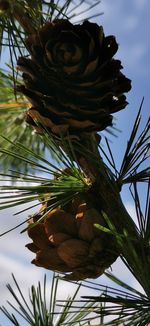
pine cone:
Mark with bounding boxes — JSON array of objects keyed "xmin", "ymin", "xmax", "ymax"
[
  {"xmin": 26, "ymin": 195, "xmax": 118, "ymax": 280},
  {"xmin": 17, "ymin": 19, "xmax": 131, "ymax": 138}
]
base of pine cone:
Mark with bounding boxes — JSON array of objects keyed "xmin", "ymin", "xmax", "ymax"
[{"xmin": 26, "ymin": 194, "xmax": 119, "ymax": 280}]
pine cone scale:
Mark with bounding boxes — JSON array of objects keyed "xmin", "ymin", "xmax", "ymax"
[
  {"xmin": 26, "ymin": 194, "xmax": 119, "ymax": 280},
  {"xmin": 17, "ymin": 19, "xmax": 131, "ymax": 137},
  {"xmin": 58, "ymin": 239, "xmax": 89, "ymax": 269}
]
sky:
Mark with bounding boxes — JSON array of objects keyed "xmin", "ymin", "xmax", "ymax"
[{"xmin": 0, "ymin": 0, "xmax": 150, "ymax": 324}]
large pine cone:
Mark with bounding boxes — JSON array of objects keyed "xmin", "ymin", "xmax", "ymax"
[
  {"xmin": 17, "ymin": 19, "xmax": 131, "ymax": 137},
  {"xmin": 26, "ymin": 195, "xmax": 118, "ymax": 280}
]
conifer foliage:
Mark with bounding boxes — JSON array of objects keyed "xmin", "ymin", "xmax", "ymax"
[{"xmin": 0, "ymin": 1, "xmax": 149, "ymax": 325}]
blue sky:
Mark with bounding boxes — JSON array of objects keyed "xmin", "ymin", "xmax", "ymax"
[{"xmin": 0, "ymin": 0, "xmax": 149, "ymax": 324}]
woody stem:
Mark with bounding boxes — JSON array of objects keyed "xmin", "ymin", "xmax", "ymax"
[{"xmin": 69, "ymin": 134, "xmax": 150, "ymax": 296}]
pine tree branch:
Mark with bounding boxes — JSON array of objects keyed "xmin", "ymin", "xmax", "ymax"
[{"xmin": 63, "ymin": 134, "xmax": 150, "ymax": 297}]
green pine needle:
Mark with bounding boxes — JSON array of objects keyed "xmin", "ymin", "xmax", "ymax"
[
  {"xmin": 0, "ymin": 273, "xmax": 98, "ymax": 326},
  {"xmin": 70, "ymin": 274, "xmax": 149, "ymax": 325},
  {"xmin": 118, "ymin": 99, "xmax": 150, "ymax": 187},
  {"xmin": 0, "ymin": 135, "xmax": 89, "ymax": 235}
]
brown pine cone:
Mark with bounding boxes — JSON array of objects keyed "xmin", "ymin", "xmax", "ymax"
[
  {"xmin": 26, "ymin": 196, "xmax": 119, "ymax": 280},
  {"xmin": 17, "ymin": 19, "xmax": 131, "ymax": 138}
]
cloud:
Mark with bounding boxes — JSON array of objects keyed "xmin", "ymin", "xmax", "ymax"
[
  {"xmin": 124, "ymin": 201, "xmax": 137, "ymax": 224},
  {"xmin": 0, "ymin": 204, "xmax": 44, "ymax": 308},
  {"xmin": 100, "ymin": 0, "xmax": 124, "ymax": 24},
  {"xmin": 95, "ymin": 0, "xmax": 149, "ymax": 79},
  {"xmin": 0, "ymin": 199, "xmax": 145, "ymax": 326},
  {"xmin": 122, "ymin": 15, "xmax": 139, "ymax": 31},
  {"xmin": 133, "ymin": 0, "xmax": 148, "ymax": 10},
  {"xmin": 117, "ymin": 42, "xmax": 148, "ymax": 78},
  {"xmin": 0, "ymin": 0, "xmax": 149, "ymax": 323},
  {"xmin": 0, "ymin": 253, "xmax": 49, "ymax": 306}
]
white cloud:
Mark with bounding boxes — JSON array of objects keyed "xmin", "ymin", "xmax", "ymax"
[
  {"xmin": 0, "ymin": 1, "xmax": 149, "ymax": 319},
  {"xmin": 117, "ymin": 42, "xmax": 148, "ymax": 77},
  {"xmin": 0, "ymin": 199, "xmax": 145, "ymax": 326},
  {"xmin": 122, "ymin": 15, "xmax": 139, "ymax": 31},
  {"xmin": 111, "ymin": 257, "xmax": 144, "ymax": 293},
  {"xmin": 125, "ymin": 201, "xmax": 137, "ymax": 224},
  {"xmin": 0, "ymin": 253, "xmax": 49, "ymax": 306},
  {"xmin": 126, "ymin": 43, "xmax": 147, "ymax": 64},
  {"xmin": 133, "ymin": 0, "xmax": 148, "ymax": 10},
  {"xmin": 100, "ymin": 0, "xmax": 124, "ymax": 24},
  {"xmin": 94, "ymin": 0, "xmax": 149, "ymax": 79}
]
